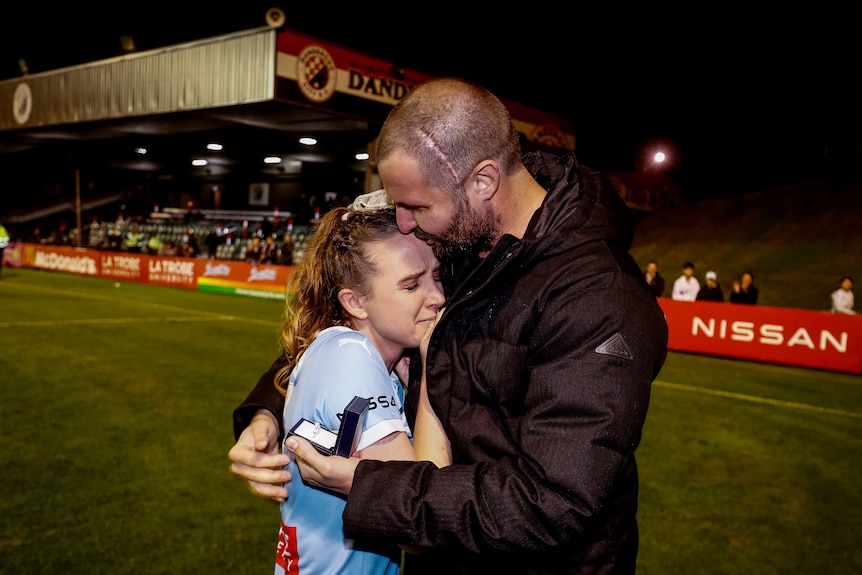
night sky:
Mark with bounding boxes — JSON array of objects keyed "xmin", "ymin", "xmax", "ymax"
[{"xmin": 1, "ymin": 3, "xmax": 858, "ymax": 198}]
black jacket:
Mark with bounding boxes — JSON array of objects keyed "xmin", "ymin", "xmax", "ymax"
[{"xmin": 341, "ymin": 152, "xmax": 668, "ymax": 574}]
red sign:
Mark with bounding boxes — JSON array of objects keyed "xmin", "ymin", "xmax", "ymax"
[
  {"xmin": 19, "ymin": 243, "xmax": 292, "ymax": 297},
  {"xmin": 274, "ymin": 29, "xmax": 576, "ymax": 151},
  {"xmin": 658, "ymin": 298, "xmax": 862, "ymax": 374}
]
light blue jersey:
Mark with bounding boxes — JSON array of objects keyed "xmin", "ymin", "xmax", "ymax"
[{"xmin": 274, "ymin": 326, "xmax": 410, "ymax": 575}]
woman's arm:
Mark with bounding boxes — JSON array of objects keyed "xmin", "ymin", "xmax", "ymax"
[
  {"xmin": 356, "ymin": 431, "xmax": 415, "ymax": 461},
  {"xmin": 412, "ymin": 374, "xmax": 452, "ymax": 467},
  {"xmin": 412, "ymin": 308, "xmax": 451, "ymax": 467}
]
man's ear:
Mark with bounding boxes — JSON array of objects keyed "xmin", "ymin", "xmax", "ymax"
[
  {"xmin": 467, "ymin": 160, "xmax": 501, "ymax": 201},
  {"xmin": 338, "ymin": 288, "xmax": 368, "ymax": 320}
]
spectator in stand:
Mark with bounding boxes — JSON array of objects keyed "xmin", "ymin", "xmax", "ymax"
[
  {"xmin": 260, "ymin": 235, "xmax": 278, "ymax": 264},
  {"xmin": 0, "ymin": 220, "xmax": 10, "ymax": 278},
  {"xmin": 56, "ymin": 222, "xmax": 70, "ymax": 245},
  {"xmin": 730, "ymin": 271, "xmax": 759, "ymax": 305},
  {"xmin": 147, "ymin": 233, "xmax": 162, "ymax": 255},
  {"xmin": 246, "ymin": 236, "xmax": 264, "ymax": 264},
  {"xmin": 205, "ymin": 224, "xmax": 225, "ymax": 259},
  {"xmin": 158, "ymin": 240, "xmax": 178, "ymax": 256},
  {"xmin": 830, "ymin": 276, "xmax": 856, "ymax": 314},
  {"xmin": 671, "ymin": 261, "xmax": 700, "ymax": 301},
  {"xmin": 183, "ymin": 200, "xmax": 197, "ymax": 224},
  {"xmin": 181, "ymin": 231, "xmax": 199, "ymax": 258},
  {"xmin": 279, "ymin": 233, "xmax": 294, "ymax": 265},
  {"xmin": 643, "ymin": 260, "xmax": 665, "ymax": 298},
  {"xmin": 696, "ymin": 270, "xmax": 724, "ymax": 302}
]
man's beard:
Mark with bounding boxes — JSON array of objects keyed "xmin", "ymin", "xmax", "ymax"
[{"xmin": 414, "ymin": 195, "xmax": 497, "ymax": 264}]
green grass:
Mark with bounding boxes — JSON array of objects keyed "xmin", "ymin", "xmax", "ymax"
[
  {"xmin": 639, "ymin": 353, "xmax": 862, "ymax": 574},
  {"xmin": 2, "ymin": 243, "xmax": 861, "ymax": 573},
  {"xmin": 0, "ymin": 268, "xmax": 284, "ymax": 574}
]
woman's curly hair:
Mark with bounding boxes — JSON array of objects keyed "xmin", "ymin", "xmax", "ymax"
[{"xmin": 274, "ymin": 206, "xmax": 400, "ymax": 396}]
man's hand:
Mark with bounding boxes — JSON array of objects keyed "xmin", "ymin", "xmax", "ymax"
[
  {"xmin": 284, "ymin": 436, "xmax": 360, "ymax": 496},
  {"xmin": 228, "ymin": 410, "xmax": 291, "ymax": 503}
]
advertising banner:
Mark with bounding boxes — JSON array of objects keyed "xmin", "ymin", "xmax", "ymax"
[
  {"xmin": 17, "ymin": 243, "xmax": 860, "ymax": 374},
  {"xmin": 658, "ymin": 298, "xmax": 862, "ymax": 374},
  {"xmin": 19, "ymin": 243, "xmax": 291, "ymax": 299},
  {"xmin": 274, "ymin": 30, "xmax": 576, "ymax": 152}
]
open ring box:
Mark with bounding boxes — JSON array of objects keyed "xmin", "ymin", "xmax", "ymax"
[{"xmin": 287, "ymin": 396, "xmax": 371, "ymax": 457}]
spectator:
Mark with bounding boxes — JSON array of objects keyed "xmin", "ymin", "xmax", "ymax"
[
  {"xmin": 183, "ymin": 200, "xmax": 197, "ymax": 224},
  {"xmin": 696, "ymin": 270, "xmax": 724, "ymax": 302},
  {"xmin": 672, "ymin": 261, "xmax": 700, "ymax": 301},
  {"xmin": 730, "ymin": 271, "xmax": 759, "ymax": 305},
  {"xmin": 158, "ymin": 241, "xmax": 178, "ymax": 256},
  {"xmin": 260, "ymin": 235, "xmax": 278, "ymax": 264},
  {"xmin": 279, "ymin": 233, "xmax": 294, "ymax": 265},
  {"xmin": 147, "ymin": 233, "xmax": 162, "ymax": 255},
  {"xmin": 181, "ymin": 231, "xmax": 199, "ymax": 258},
  {"xmin": 0, "ymin": 220, "xmax": 9, "ymax": 278},
  {"xmin": 245, "ymin": 236, "xmax": 263, "ymax": 264},
  {"xmin": 124, "ymin": 224, "xmax": 143, "ymax": 253},
  {"xmin": 205, "ymin": 224, "xmax": 224, "ymax": 259},
  {"xmin": 830, "ymin": 276, "xmax": 855, "ymax": 314},
  {"xmin": 644, "ymin": 260, "xmax": 666, "ymax": 297}
]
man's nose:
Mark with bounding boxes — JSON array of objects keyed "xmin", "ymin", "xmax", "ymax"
[{"xmin": 395, "ymin": 207, "xmax": 416, "ymax": 233}]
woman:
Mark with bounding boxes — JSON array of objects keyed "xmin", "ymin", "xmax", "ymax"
[{"xmin": 272, "ymin": 205, "xmax": 446, "ymax": 575}]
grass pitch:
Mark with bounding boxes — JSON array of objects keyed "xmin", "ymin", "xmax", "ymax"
[{"xmin": 1, "ymin": 267, "xmax": 860, "ymax": 574}]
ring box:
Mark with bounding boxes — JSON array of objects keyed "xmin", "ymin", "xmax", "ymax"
[{"xmin": 287, "ymin": 395, "xmax": 371, "ymax": 457}]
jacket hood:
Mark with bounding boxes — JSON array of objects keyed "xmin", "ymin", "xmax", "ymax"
[{"xmin": 523, "ymin": 151, "xmax": 636, "ymax": 256}]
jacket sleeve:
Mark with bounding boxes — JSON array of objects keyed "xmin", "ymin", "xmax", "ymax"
[
  {"xmin": 232, "ymin": 353, "xmax": 290, "ymax": 441},
  {"xmin": 341, "ymin": 261, "xmax": 668, "ymax": 555}
]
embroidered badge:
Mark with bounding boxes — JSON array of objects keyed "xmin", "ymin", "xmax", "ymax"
[{"xmin": 595, "ymin": 332, "xmax": 633, "ymax": 361}]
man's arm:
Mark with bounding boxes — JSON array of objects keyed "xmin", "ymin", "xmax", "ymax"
[
  {"xmin": 232, "ymin": 353, "xmax": 290, "ymax": 440},
  {"xmin": 228, "ymin": 354, "xmax": 291, "ymax": 502}
]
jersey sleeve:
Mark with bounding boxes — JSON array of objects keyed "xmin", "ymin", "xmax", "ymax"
[{"xmin": 292, "ymin": 329, "xmax": 409, "ymax": 451}]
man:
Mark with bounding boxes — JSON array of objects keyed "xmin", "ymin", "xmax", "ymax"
[
  {"xmin": 671, "ymin": 261, "xmax": 700, "ymax": 301},
  {"xmin": 229, "ymin": 78, "xmax": 668, "ymax": 574},
  {"xmin": 643, "ymin": 260, "xmax": 665, "ymax": 297},
  {"xmin": 696, "ymin": 270, "xmax": 724, "ymax": 302}
]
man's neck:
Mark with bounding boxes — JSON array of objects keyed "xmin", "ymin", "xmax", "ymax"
[{"xmin": 494, "ymin": 168, "xmax": 547, "ymax": 242}]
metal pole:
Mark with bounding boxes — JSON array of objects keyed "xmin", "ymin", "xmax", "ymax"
[{"xmin": 75, "ymin": 169, "xmax": 82, "ymax": 247}]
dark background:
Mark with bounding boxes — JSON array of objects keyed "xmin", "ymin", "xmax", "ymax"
[{"xmin": 1, "ymin": 2, "xmax": 859, "ymax": 198}]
